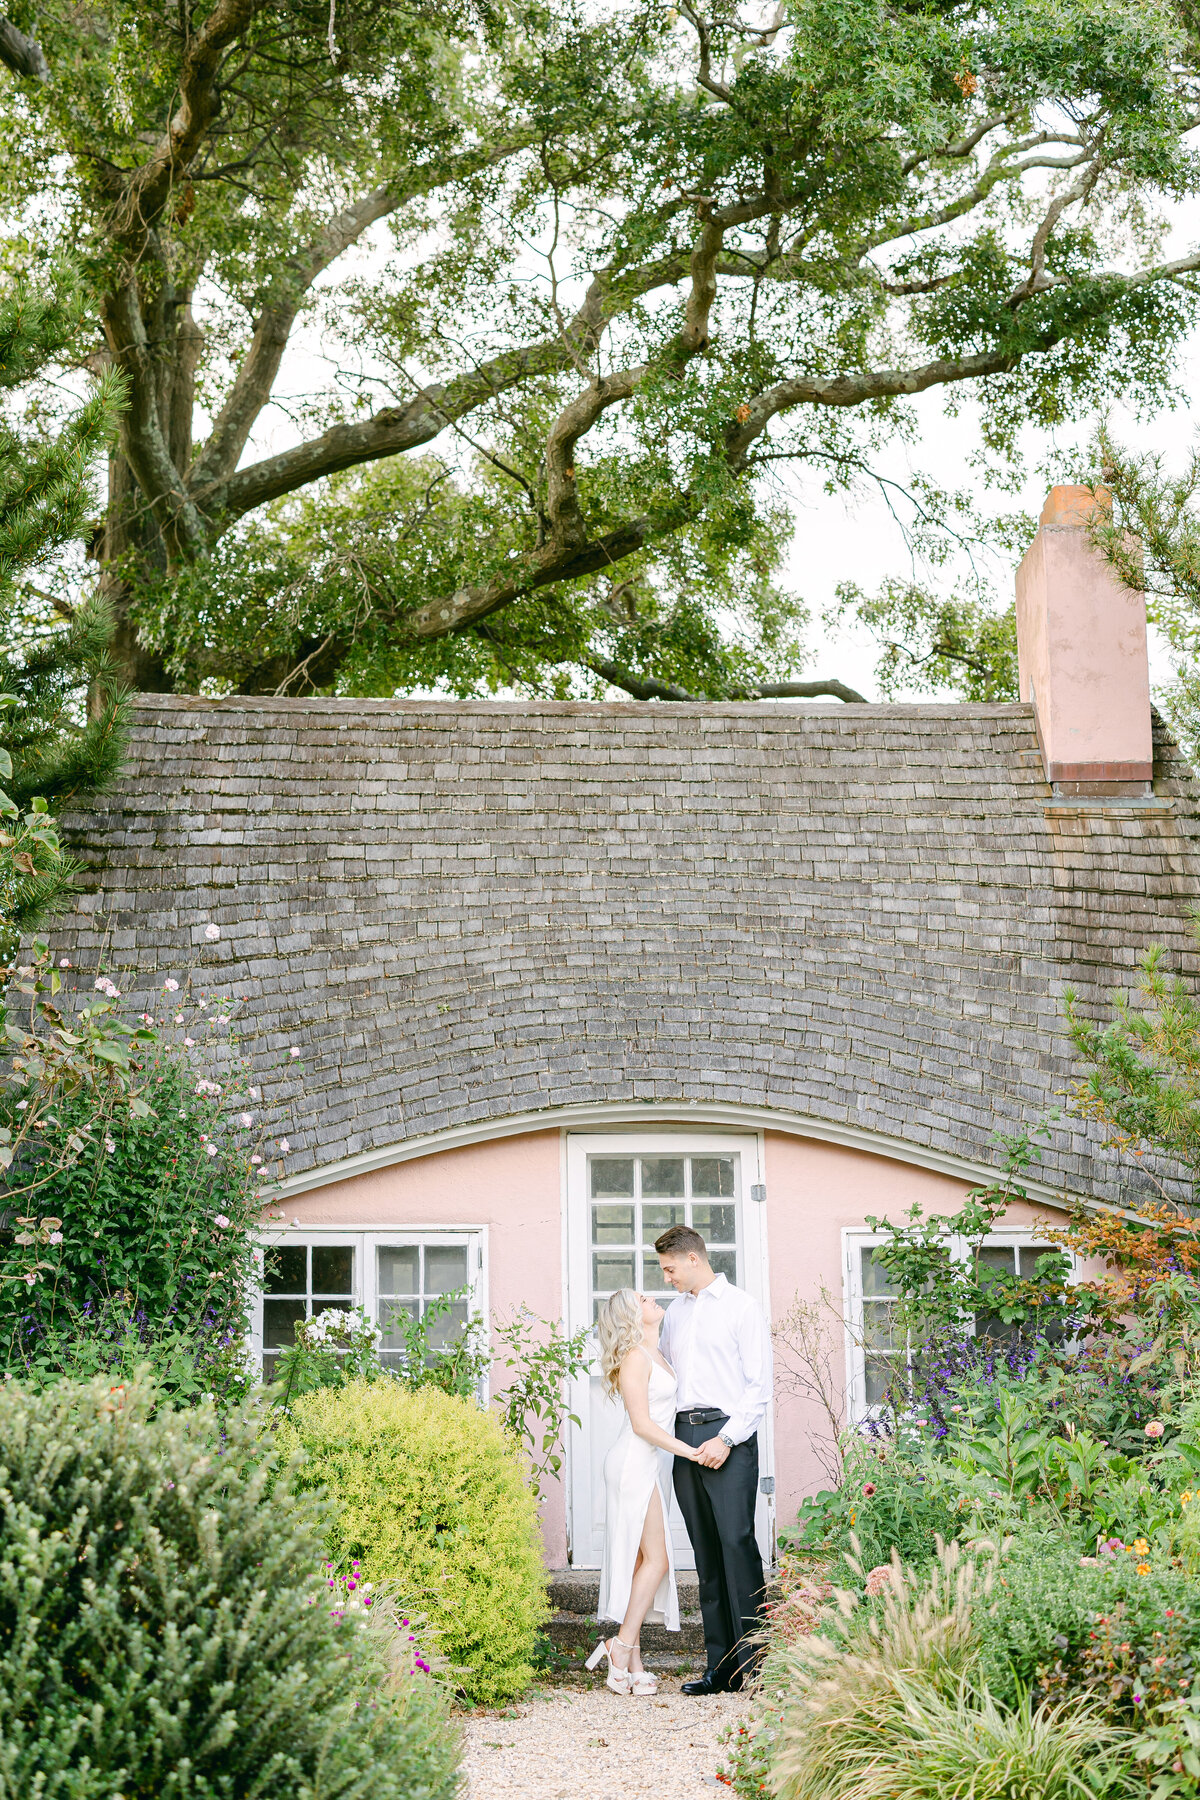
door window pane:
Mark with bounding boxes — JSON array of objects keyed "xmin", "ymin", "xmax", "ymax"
[
  {"xmin": 591, "ymin": 1158, "xmax": 634, "ymax": 1197},
  {"xmin": 641, "ymin": 1157, "xmax": 685, "ymax": 1197},
  {"xmin": 642, "ymin": 1204, "xmax": 684, "ymax": 1242},
  {"xmin": 709, "ymin": 1250, "xmax": 737, "ymax": 1283},
  {"xmin": 692, "ymin": 1204, "xmax": 735, "ymax": 1243},
  {"xmin": 594, "ymin": 1205, "xmax": 635, "ymax": 1244},
  {"xmin": 692, "ymin": 1157, "xmax": 735, "ymax": 1197},
  {"xmin": 594, "ymin": 1251, "xmax": 636, "ymax": 1292}
]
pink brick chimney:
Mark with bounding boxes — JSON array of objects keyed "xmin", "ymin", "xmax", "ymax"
[{"xmin": 1014, "ymin": 484, "xmax": 1153, "ymax": 798}]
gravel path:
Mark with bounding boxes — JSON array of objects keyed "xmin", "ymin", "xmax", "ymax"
[{"xmin": 462, "ymin": 1680, "xmax": 748, "ymax": 1798}]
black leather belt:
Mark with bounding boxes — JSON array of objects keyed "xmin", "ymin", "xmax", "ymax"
[{"xmin": 677, "ymin": 1408, "xmax": 727, "ymax": 1425}]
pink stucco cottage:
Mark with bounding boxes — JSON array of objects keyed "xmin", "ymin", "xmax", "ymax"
[{"xmin": 59, "ymin": 487, "xmax": 1200, "ymax": 1575}]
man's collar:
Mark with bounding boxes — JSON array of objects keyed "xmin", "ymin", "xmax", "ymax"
[{"xmin": 695, "ymin": 1272, "xmax": 728, "ymax": 1299}]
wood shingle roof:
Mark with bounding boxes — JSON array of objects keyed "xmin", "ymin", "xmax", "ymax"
[{"xmin": 58, "ymin": 694, "xmax": 1200, "ymax": 1206}]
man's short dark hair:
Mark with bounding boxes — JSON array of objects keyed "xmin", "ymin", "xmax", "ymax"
[{"xmin": 654, "ymin": 1224, "xmax": 709, "ymax": 1259}]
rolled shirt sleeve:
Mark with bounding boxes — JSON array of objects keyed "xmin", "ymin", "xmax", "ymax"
[{"xmin": 722, "ymin": 1296, "xmax": 773, "ymax": 1445}]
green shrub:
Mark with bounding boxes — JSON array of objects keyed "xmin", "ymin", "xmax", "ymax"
[
  {"xmin": 789, "ymin": 1435, "xmax": 962, "ymax": 1578},
  {"xmin": 981, "ymin": 1536, "xmax": 1200, "ymax": 1714},
  {"xmin": 2, "ymin": 956, "xmax": 272, "ymax": 1405},
  {"xmin": 278, "ymin": 1378, "xmax": 548, "ymax": 1703},
  {"xmin": 0, "ymin": 1373, "xmax": 461, "ymax": 1799}
]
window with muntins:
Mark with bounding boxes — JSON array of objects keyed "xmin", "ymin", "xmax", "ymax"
[
  {"xmin": 253, "ymin": 1229, "xmax": 484, "ymax": 1383},
  {"xmin": 845, "ymin": 1230, "xmax": 1073, "ymax": 1420},
  {"xmin": 589, "ymin": 1151, "xmax": 741, "ymax": 1320}
]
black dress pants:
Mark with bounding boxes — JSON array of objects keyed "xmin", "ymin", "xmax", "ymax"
[{"xmin": 673, "ymin": 1414, "xmax": 765, "ymax": 1685}]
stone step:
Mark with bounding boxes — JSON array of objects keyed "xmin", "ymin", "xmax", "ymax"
[
  {"xmin": 543, "ymin": 1569, "xmax": 706, "ymax": 1668},
  {"xmin": 548, "ymin": 1566, "xmax": 700, "ymax": 1615}
]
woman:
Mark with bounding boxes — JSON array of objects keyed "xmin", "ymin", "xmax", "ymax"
[{"xmin": 584, "ymin": 1288, "xmax": 700, "ymax": 1696}]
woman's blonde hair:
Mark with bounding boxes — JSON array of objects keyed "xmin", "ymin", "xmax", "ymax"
[{"xmin": 596, "ymin": 1288, "xmax": 645, "ymax": 1397}]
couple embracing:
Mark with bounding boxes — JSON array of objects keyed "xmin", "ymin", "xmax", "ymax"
[{"xmin": 585, "ymin": 1224, "xmax": 773, "ymax": 1698}]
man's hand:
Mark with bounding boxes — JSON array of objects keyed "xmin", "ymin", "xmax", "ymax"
[{"xmin": 695, "ymin": 1436, "xmax": 731, "ymax": 1469}]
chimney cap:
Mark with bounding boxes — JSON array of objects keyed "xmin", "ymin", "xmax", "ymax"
[{"xmin": 1039, "ymin": 483, "xmax": 1112, "ymax": 528}]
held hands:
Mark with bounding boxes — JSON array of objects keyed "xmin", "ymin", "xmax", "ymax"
[{"xmin": 694, "ymin": 1436, "xmax": 731, "ymax": 1470}]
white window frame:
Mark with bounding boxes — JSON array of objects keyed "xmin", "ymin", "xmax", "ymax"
[
  {"xmin": 250, "ymin": 1225, "xmax": 488, "ymax": 1392},
  {"xmin": 842, "ymin": 1225, "xmax": 1078, "ymax": 1425}
]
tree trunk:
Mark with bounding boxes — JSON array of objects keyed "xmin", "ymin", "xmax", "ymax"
[{"xmin": 95, "ymin": 451, "xmax": 174, "ymax": 694}]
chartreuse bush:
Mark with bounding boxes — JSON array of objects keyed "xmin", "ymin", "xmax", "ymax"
[
  {"xmin": 0, "ymin": 1374, "xmax": 461, "ymax": 1800},
  {"xmin": 278, "ymin": 1379, "xmax": 548, "ymax": 1703}
]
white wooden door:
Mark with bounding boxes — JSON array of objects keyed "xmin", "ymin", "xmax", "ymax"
[{"xmin": 564, "ymin": 1132, "xmax": 773, "ymax": 1569}]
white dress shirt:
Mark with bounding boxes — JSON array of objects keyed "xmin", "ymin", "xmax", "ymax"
[{"xmin": 658, "ymin": 1273, "xmax": 773, "ymax": 1446}]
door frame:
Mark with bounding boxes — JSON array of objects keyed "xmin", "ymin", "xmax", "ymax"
[{"xmin": 563, "ymin": 1127, "xmax": 773, "ymax": 1567}]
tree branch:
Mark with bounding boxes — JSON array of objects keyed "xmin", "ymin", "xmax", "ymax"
[
  {"xmin": 190, "ymin": 136, "xmax": 538, "ymax": 490},
  {"xmin": 584, "ymin": 661, "xmax": 867, "ymax": 702},
  {"xmin": 204, "ymin": 254, "xmax": 688, "ymax": 522},
  {"xmin": 100, "ymin": 280, "xmax": 209, "ymax": 567},
  {"xmin": 109, "ymin": 0, "xmax": 261, "ymax": 255},
  {"xmin": 0, "ymin": 14, "xmax": 49, "ymax": 80}
]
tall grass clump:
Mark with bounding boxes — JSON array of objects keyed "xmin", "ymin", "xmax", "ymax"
[{"xmin": 769, "ymin": 1541, "xmax": 1137, "ymax": 1800}]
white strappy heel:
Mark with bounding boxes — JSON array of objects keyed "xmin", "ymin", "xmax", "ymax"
[
  {"xmin": 584, "ymin": 1636, "xmax": 635, "ymax": 1695},
  {"xmin": 630, "ymin": 1669, "xmax": 658, "ymax": 1696}
]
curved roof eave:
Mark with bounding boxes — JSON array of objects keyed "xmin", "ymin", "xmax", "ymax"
[{"xmin": 273, "ymin": 1097, "xmax": 1089, "ymax": 1213}]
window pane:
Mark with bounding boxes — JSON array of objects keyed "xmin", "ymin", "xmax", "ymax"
[
  {"xmin": 426, "ymin": 1300, "xmax": 469, "ymax": 1351},
  {"xmin": 692, "ymin": 1157, "xmax": 735, "ymax": 1198},
  {"xmin": 264, "ymin": 1245, "xmax": 306, "ymax": 1295},
  {"xmin": 976, "ymin": 1246, "xmax": 1016, "ymax": 1288},
  {"xmin": 863, "ymin": 1302, "xmax": 901, "ymax": 1356},
  {"xmin": 263, "ymin": 1297, "xmax": 306, "ymax": 1348},
  {"xmin": 593, "ymin": 1251, "xmax": 636, "ymax": 1292},
  {"xmin": 593, "ymin": 1204, "xmax": 635, "ymax": 1245},
  {"xmin": 642, "ymin": 1255, "xmax": 669, "ymax": 1291},
  {"xmin": 378, "ymin": 1246, "xmax": 420, "ymax": 1295},
  {"xmin": 426, "ymin": 1246, "xmax": 469, "ymax": 1295},
  {"xmin": 643, "ymin": 1204, "xmax": 684, "ymax": 1243},
  {"xmin": 709, "ymin": 1250, "xmax": 737, "ymax": 1284},
  {"xmin": 312, "ymin": 1245, "xmax": 353, "ymax": 1295},
  {"xmin": 861, "ymin": 1248, "xmax": 898, "ymax": 1298},
  {"xmin": 591, "ymin": 1158, "xmax": 634, "ymax": 1198},
  {"xmin": 1019, "ymin": 1245, "xmax": 1058, "ymax": 1281},
  {"xmin": 692, "ymin": 1203, "xmax": 736, "ymax": 1243},
  {"xmin": 378, "ymin": 1296, "xmax": 419, "ymax": 1348},
  {"xmin": 640, "ymin": 1157, "xmax": 684, "ymax": 1197},
  {"xmin": 864, "ymin": 1357, "xmax": 895, "ymax": 1407}
]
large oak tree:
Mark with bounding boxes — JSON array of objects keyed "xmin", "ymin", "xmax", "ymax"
[{"xmin": 3, "ymin": 0, "xmax": 1200, "ymax": 700}]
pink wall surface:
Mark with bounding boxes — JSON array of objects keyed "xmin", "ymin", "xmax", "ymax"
[
  {"xmin": 761, "ymin": 1132, "xmax": 1058, "ymax": 1527},
  {"xmin": 275, "ymin": 1124, "xmax": 1066, "ymax": 1567},
  {"xmin": 278, "ymin": 1130, "xmax": 569, "ymax": 1563},
  {"xmin": 1014, "ymin": 484, "xmax": 1151, "ymax": 784}
]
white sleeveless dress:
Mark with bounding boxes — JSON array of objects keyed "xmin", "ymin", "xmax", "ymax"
[{"xmin": 597, "ymin": 1348, "xmax": 681, "ymax": 1632}]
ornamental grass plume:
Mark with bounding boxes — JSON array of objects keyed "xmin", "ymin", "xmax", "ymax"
[
  {"xmin": 770, "ymin": 1539, "xmax": 985, "ymax": 1800},
  {"xmin": 770, "ymin": 1540, "xmax": 1137, "ymax": 1798}
]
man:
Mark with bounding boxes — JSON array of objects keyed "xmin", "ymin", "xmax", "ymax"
[{"xmin": 656, "ymin": 1223, "xmax": 773, "ymax": 1695}]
